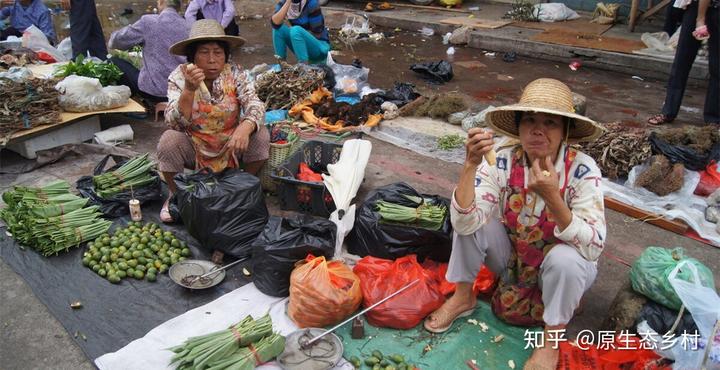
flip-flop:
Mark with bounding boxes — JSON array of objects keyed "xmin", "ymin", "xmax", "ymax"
[
  {"xmin": 423, "ymin": 304, "xmax": 476, "ymax": 333},
  {"xmin": 647, "ymin": 114, "xmax": 673, "ymax": 125},
  {"xmin": 160, "ymin": 201, "xmax": 174, "ymax": 223},
  {"xmin": 693, "ymin": 25, "xmax": 710, "ymax": 41}
]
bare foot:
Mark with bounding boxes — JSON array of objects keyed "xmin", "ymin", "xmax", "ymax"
[
  {"xmin": 523, "ymin": 345, "xmax": 559, "ymax": 370},
  {"xmin": 424, "ymin": 293, "xmax": 476, "ymax": 332},
  {"xmin": 159, "ymin": 197, "xmax": 174, "ymax": 223}
]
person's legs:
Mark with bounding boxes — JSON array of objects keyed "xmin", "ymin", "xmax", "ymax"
[
  {"xmin": 523, "ymin": 244, "xmax": 597, "ymax": 370},
  {"xmin": 288, "ymin": 25, "xmax": 329, "ymax": 63},
  {"xmin": 70, "ymin": 0, "xmax": 94, "ymax": 58},
  {"xmin": 272, "ymin": 24, "xmax": 293, "ymax": 60},
  {"xmin": 425, "ymin": 218, "xmax": 512, "ymax": 332},
  {"xmin": 661, "ymin": 2, "xmax": 703, "ymax": 121},
  {"xmin": 703, "ymin": 7, "xmax": 719, "ymax": 123},
  {"xmin": 108, "ymin": 57, "xmax": 141, "ymax": 95},
  {"xmin": 664, "ymin": 5, "xmax": 685, "ymax": 36},
  {"xmin": 156, "ymin": 130, "xmax": 195, "ymax": 222},
  {"xmin": 238, "ymin": 124, "xmax": 270, "ymax": 175},
  {"xmin": 89, "ymin": 1, "xmax": 108, "ymax": 59}
]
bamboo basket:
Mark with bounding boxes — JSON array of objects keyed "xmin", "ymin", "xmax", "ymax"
[{"xmin": 259, "ymin": 124, "xmax": 301, "ymax": 193}]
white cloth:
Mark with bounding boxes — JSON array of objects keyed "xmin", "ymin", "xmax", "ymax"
[
  {"xmin": 450, "ymin": 144, "xmax": 607, "ymax": 262},
  {"xmin": 94, "ymin": 284, "xmax": 353, "ymax": 370}
]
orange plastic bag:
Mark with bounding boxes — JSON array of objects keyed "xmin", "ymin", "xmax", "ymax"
[
  {"xmin": 695, "ymin": 161, "xmax": 720, "ymax": 196},
  {"xmin": 354, "ymin": 255, "xmax": 445, "ymax": 329},
  {"xmin": 422, "ymin": 260, "xmax": 497, "ymax": 296},
  {"xmin": 557, "ymin": 337, "xmax": 669, "ymax": 370},
  {"xmin": 288, "ymin": 255, "xmax": 363, "ymax": 328}
]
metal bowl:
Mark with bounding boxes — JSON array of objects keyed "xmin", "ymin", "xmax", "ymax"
[
  {"xmin": 169, "ymin": 259, "xmax": 225, "ymax": 289},
  {"xmin": 277, "ymin": 328, "xmax": 344, "ymax": 370}
]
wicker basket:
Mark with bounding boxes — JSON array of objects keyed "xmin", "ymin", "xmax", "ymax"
[{"xmin": 259, "ymin": 124, "xmax": 301, "ymax": 193}]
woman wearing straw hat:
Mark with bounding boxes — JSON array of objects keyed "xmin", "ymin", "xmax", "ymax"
[
  {"xmin": 157, "ymin": 19, "xmax": 269, "ymax": 227},
  {"xmin": 424, "ymin": 79, "xmax": 607, "ymax": 370}
]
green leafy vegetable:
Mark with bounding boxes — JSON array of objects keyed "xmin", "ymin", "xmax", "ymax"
[{"xmin": 54, "ymin": 55, "xmax": 123, "ymax": 86}]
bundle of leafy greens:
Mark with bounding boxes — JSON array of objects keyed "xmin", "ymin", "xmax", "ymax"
[
  {"xmin": 92, "ymin": 153, "xmax": 156, "ymax": 198},
  {"xmin": 376, "ymin": 194, "xmax": 448, "ymax": 231},
  {"xmin": 54, "ymin": 55, "xmax": 123, "ymax": 86}
]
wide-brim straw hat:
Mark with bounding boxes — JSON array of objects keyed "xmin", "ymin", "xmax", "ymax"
[
  {"xmin": 485, "ymin": 78, "xmax": 604, "ymax": 143},
  {"xmin": 169, "ymin": 19, "xmax": 246, "ymax": 56}
]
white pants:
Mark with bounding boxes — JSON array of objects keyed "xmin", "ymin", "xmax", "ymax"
[{"xmin": 447, "ymin": 218, "xmax": 598, "ymax": 326}]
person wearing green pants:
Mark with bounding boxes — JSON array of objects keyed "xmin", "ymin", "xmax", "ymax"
[{"xmin": 270, "ymin": 0, "xmax": 330, "ymax": 64}]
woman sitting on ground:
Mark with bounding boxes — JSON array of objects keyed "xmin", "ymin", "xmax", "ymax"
[
  {"xmin": 424, "ymin": 79, "xmax": 607, "ymax": 370},
  {"xmin": 270, "ymin": 0, "xmax": 330, "ymax": 64},
  {"xmin": 157, "ymin": 19, "xmax": 269, "ymax": 229}
]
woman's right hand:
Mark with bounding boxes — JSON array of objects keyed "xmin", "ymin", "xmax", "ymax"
[
  {"xmin": 465, "ymin": 128, "xmax": 494, "ymax": 167},
  {"xmin": 180, "ymin": 64, "xmax": 205, "ymax": 92}
]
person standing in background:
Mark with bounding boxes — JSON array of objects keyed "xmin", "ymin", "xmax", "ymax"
[
  {"xmin": 0, "ymin": 0, "xmax": 55, "ymax": 43},
  {"xmin": 61, "ymin": 0, "xmax": 108, "ymax": 59},
  {"xmin": 185, "ymin": 0, "xmax": 239, "ymax": 36}
]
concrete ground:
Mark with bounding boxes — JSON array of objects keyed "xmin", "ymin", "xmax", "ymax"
[{"xmin": 1, "ymin": 2, "xmax": 718, "ymax": 369}]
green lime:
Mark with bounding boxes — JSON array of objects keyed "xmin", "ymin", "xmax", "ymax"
[
  {"xmin": 171, "ymin": 239, "xmax": 180, "ymax": 248},
  {"xmin": 82, "ymin": 257, "xmax": 91, "ymax": 267},
  {"xmin": 159, "ymin": 264, "xmax": 169, "ymax": 273},
  {"xmin": 170, "ymin": 257, "xmax": 178, "ymax": 265},
  {"xmin": 138, "ymin": 256, "xmax": 147, "ymax": 265},
  {"xmin": 127, "ymin": 268, "xmax": 135, "ymax": 276},
  {"xmin": 154, "ymin": 260, "xmax": 162, "ymax": 269},
  {"xmin": 108, "ymin": 274, "xmax": 121, "ymax": 284},
  {"xmin": 181, "ymin": 248, "xmax": 191, "ymax": 257},
  {"xmin": 136, "ymin": 265, "xmax": 146, "ymax": 273},
  {"xmin": 134, "ymin": 270, "xmax": 144, "ymax": 279},
  {"xmin": 110, "ymin": 247, "xmax": 119, "ymax": 254},
  {"xmin": 131, "ymin": 250, "xmax": 142, "ymax": 258},
  {"xmin": 162, "ymin": 256, "xmax": 171, "ymax": 264},
  {"xmin": 122, "ymin": 251, "xmax": 132, "ymax": 260},
  {"xmin": 98, "ymin": 269, "xmax": 107, "ymax": 277},
  {"xmin": 147, "ymin": 267, "xmax": 157, "ymax": 275},
  {"xmin": 101, "ymin": 255, "xmax": 109, "ymax": 263},
  {"xmin": 118, "ymin": 262, "xmax": 128, "ymax": 270},
  {"xmin": 92, "ymin": 264, "xmax": 101, "ymax": 272},
  {"xmin": 178, "ymin": 256, "xmax": 186, "ymax": 262},
  {"xmin": 110, "ymin": 253, "xmax": 118, "ymax": 262},
  {"xmin": 117, "ymin": 270, "xmax": 127, "ymax": 279},
  {"xmin": 100, "ymin": 247, "xmax": 110, "ymax": 255},
  {"xmin": 127, "ymin": 259, "xmax": 138, "ymax": 268},
  {"xmin": 89, "ymin": 260, "xmax": 98, "ymax": 268},
  {"xmin": 146, "ymin": 273, "xmax": 157, "ymax": 282}
]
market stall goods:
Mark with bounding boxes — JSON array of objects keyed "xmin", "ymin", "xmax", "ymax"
[
  {"xmin": 581, "ymin": 122, "xmax": 651, "ymax": 179},
  {"xmin": 289, "ymin": 88, "xmax": 382, "ymax": 132},
  {"xmin": 0, "ymin": 180, "xmax": 111, "ymax": 257},
  {"xmin": 634, "ymin": 154, "xmax": 685, "ymax": 196},
  {"xmin": 347, "ymin": 350, "xmax": 418, "ymax": 370},
  {"xmin": 92, "ymin": 153, "xmax": 156, "ymax": 198},
  {"xmin": 0, "ymin": 48, "xmax": 38, "ymax": 69},
  {"xmin": 82, "ymin": 221, "xmax": 191, "ymax": 283},
  {"xmin": 0, "ymin": 76, "xmax": 61, "ymax": 145},
  {"xmin": 54, "ymin": 55, "xmax": 123, "ymax": 87},
  {"xmin": 376, "ymin": 194, "xmax": 448, "ymax": 231},
  {"xmin": 169, "ymin": 314, "xmax": 284, "ymax": 370},
  {"xmin": 256, "ymin": 62, "xmax": 325, "ymax": 110},
  {"xmin": 650, "ymin": 126, "xmax": 720, "ymax": 171}
]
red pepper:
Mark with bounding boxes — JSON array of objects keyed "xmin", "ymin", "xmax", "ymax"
[{"xmin": 297, "ymin": 163, "xmax": 323, "ymax": 182}]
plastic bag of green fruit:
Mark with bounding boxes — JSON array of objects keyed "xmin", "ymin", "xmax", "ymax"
[{"xmin": 82, "ymin": 221, "xmax": 192, "ymax": 284}]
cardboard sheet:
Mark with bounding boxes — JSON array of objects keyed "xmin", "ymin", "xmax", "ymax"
[
  {"xmin": 514, "ymin": 18, "xmax": 614, "ymax": 35},
  {"xmin": 530, "ymin": 30, "xmax": 647, "ymax": 54}
]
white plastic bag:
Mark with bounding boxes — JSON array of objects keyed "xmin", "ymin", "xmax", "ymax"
[
  {"xmin": 57, "ymin": 37, "xmax": 73, "ymax": 61},
  {"xmin": 55, "ymin": 75, "xmax": 131, "ymax": 113},
  {"xmin": 21, "ymin": 25, "xmax": 67, "ymax": 62},
  {"xmin": 534, "ymin": 3, "xmax": 580, "ymax": 22},
  {"xmin": 665, "ymin": 261, "xmax": 720, "ymax": 369},
  {"xmin": 326, "ymin": 54, "xmax": 370, "ymax": 95}
]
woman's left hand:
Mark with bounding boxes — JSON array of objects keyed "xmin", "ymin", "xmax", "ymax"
[
  {"xmin": 228, "ymin": 120, "xmax": 255, "ymax": 153},
  {"xmin": 528, "ymin": 157, "xmax": 560, "ymax": 201}
]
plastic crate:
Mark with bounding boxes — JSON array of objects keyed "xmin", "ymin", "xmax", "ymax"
[{"xmin": 271, "ymin": 140, "xmax": 343, "ymax": 217}]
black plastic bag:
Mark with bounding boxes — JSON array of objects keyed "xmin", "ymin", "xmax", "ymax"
[
  {"xmin": 649, "ymin": 133, "xmax": 720, "ymax": 171},
  {"xmin": 347, "ymin": 182, "xmax": 453, "ymax": 262},
  {"xmin": 251, "ymin": 216, "xmax": 336, "ymax": 297},
  {"xmin": 171, "ymin": 169, "xmax": 269, "ymax": 258},
  {"xmin": 635, "ymin": 301, "xmax": 699, "ymax": 335},
  {"xmin": 76, "ymin": 155, "xmax": 162, "ymax": 218},
  {"xmin": 378, "ymin": 82, "xmax": 421, "ymax": 107},
  {"xmin": 410, "ymin": 60, "xmax": 454, "ymax": 83}
]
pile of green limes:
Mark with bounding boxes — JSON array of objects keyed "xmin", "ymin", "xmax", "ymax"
[
  {"xmin": 348, "ymin": 350, "xmax": 415, "ymax": 370},
  {"xmin": 82, "ymin": 221, "xmax": 191, "ymax": 284}
]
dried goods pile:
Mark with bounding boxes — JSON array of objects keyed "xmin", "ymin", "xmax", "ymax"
[
  {"xmin": 635, "ymin": 154, "xmax": 685, "ymax": 196},
  {"xmin": 0, "ymin": 180, "xmax": 111, "ymax": 256},
  {"xmin": 581, "ymin": 122, "xmax": 652, "ymax": 179},
  {"xmin": 0, "ymin": 48, "xmax": 37, "ymax": 69},
  {"xmin": 256, "ymin": 63, "xmax": 325, "ymax": 110},
  {"xmin": 312, "ymin": 93, "xmax": 383, "ymax": 126},
  {"xmin": 655, "ymin": 125, "xmax": 720, "ymax": 155},
  {"xmin": 0, "ymin": 76, "xmax": 61, "ymax": 145}
]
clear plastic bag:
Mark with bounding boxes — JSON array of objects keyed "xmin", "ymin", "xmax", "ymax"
[
  {"xmin": 55, "ymin": 75, "xmax": 131, "ymax": 112},
  {"xmin": 534, "ymin": 3, "xmax": 580, "ymax": 22},
  {"xmin": 21, "ymin": 25, "xmax": 66, "ymax": 62},
  {"xmin": 326, "ymin": 54, "xmax": 369, "ymax": 95}
]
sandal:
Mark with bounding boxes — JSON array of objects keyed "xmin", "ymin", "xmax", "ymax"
[
  {"xmin": 364, "ymin": 2, "xmax": 374, "ymax": 12},
  {"xmin": 160, "ymin": 199, "xmax": 174, "ymax": 223},
  {"xmin": 693, "ymin": 25, "xmax": 710, "ymax": 41},
  {"xmin": 423, "ymin": 303, "xmax": 476, "ymax": 333},
  {"xmin": 647, "ymin": 114, "xmax": 673, "ymax": 125}
]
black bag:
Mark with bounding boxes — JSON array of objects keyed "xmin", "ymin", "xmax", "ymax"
[
  {"xmin": 172, "ymin": 169, "xmax": 269, "ymax": 258},
  {"xmin": 649, "ymin": 133, "xmax": 720, "ymax": 171},
  {"xmin": 635, "ymin": 301, "xmax": 699, "ymax": 335},
  {"xmin": 378, "ymin": 82, "xmax": 421, "ymax": 107},
  {"xmin": 76, "ymin": 155, "xmax": 162, "ymax": 218},
  {"xmin": 347, "ymin": 182, "xmax": 453, "ymax": 262},
  {"xmin": 410, "ymin": 60, "xmax": 454, "ymax": 83},
  {"xmin": 251, "ymin": 216, "xmax": 336, "ymax": 297}
]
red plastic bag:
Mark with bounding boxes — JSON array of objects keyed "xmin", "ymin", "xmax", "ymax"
[
  {"xmin": 297, "ymin": 163, "xmax": 323, "ymax": 182},
  {"xmin": 354, "ymin": 255, "xmax": 445, "ymax": 329},
  {"xmin": 288, "ymin": 255, "xmax": 363, "ymax": 328},
  {"xmin": 557, "ymin": 337, "xmax": 669, "ymax": 370},
  {"xmin": 422, "ymin": 260, "xmax": 496, "ymax": 296},
  {"xmin": 695, "ymin": 162, "xmax": 720, "ymax": 196}
]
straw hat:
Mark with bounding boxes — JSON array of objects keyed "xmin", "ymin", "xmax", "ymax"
[
  {"xmin": 485, "ymin": 78, "xmax": 604, "ymax": 143},
  {"xmin": 169, "ymin": 19, "xmax": 246, "ymax": 56}
]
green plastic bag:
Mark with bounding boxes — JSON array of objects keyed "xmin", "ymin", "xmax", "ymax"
[{"xmin": 630, "ymin": 247, "xmax": 715, "ymax": 310}]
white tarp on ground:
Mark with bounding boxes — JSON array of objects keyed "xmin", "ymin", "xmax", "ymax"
[
  {"xmin": 602, "ymin": 165, "xmax": 720, "ymax": 248},
  {"xmin": 94, "ymin": 283, "xmax": 352, "ymax": 370}
]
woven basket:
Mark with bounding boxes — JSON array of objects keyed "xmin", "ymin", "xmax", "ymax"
[{"xmin": 260, "ymin": 124, "xmax": 301, "ymax": 192}]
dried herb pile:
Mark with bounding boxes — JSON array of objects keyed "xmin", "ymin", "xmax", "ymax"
[
  {"xmin": 256, "ymin": 63, "xmax": 325, "ymax": 110},
  {"xmin": 654, "ymin": 125, "xmax": 720, "ymax": 155},
  {"xmin": 635, "ymin": 154, "xmax": 685, "ymax": 196},
  {"xmin": 581, "ymin": 122, "xmax": 652, "ymax": 179},
  {"xmin": 0, "ymin": 77, "xmax": 61, "ymax": 145}
]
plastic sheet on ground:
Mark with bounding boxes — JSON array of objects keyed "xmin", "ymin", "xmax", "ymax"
[
  {"xmin": 0, "ymin": 201, "xmax": 255, "ymax": 360},
  {"xmin": 341, "ymin": 300, "xmax": 535, "ymax": 369},
  {"xmin": 94, "ymin": 283, "xmax": 354, "ymax": 370},
  {"xmin": 602, "ymin": 165, "xmax": 720, "ymax": 247}
]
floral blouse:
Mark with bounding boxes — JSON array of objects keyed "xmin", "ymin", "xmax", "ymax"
[
  {"xmin": 165, "ymin": 63, "xmax": 265, "ymax": 172},
  {"xmin": 450, "ymin": 144, "xmax": 607, "ymax": 262}
]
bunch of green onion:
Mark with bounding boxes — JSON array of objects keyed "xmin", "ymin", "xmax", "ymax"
[
  {"xmin": 376, "ymin": 194, "xmax": 448, "ymax": 231},
  {"xmin": 0, "ymin": 180, "xmax": 111, "ymax": 256},
  {"xmin": 170, "ymin": 315, "xmax": 284, "ymax": 370},
  {"xmin": 92, "ymin": 153, "xmax": 156, "ymax": 198}
]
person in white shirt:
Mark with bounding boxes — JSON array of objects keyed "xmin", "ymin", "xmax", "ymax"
[{"xmin": 424, "ymin": 78, "xmax": 607, "ymax": 370}]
